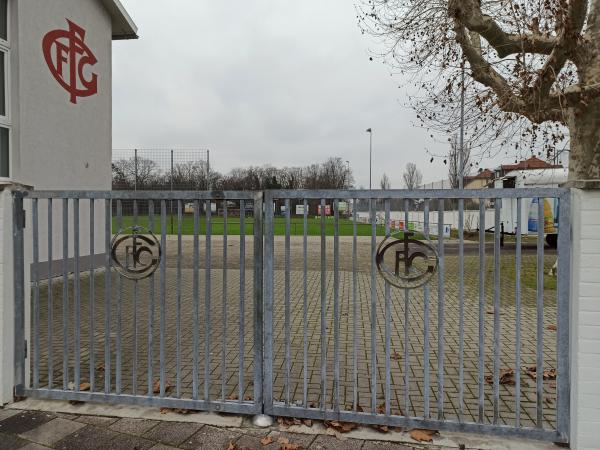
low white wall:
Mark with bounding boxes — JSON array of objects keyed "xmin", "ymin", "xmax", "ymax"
[{"xmin": 570, "ymin": 188, "xmax": 600, "ymax": 450}]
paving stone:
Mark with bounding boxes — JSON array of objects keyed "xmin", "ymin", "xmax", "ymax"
[
  {"xmin": 19, "ymin": 418, "xmax": 85, "ymax": 446},
  {"xmin": 75, "ymin": 415, "xmax": 119, "ymax": 427},
  {"xmin": 265, "ymin": 431, "xmax": 316, "ymax": 449},
  {"xmin": 234, "ymin": 434, "xmax": 263, "ymax": 449},
  {"xmin": 145, "ymin": 421, "xmax": 202, "ymax": 446},
  {"xmin": 310, "ymin": 435, "xmax": 364, "ymax": 450},
  {"xmin": 150, "ymin": 445, "xmax": 181, "ymax": 450},
  {"xmin": 0, "ymin": 411, "xmax": 55, "ymax": 435},
  {"xmin": 54, "ymin": 425, "xmax": 119, "ymax": 450},
  {"xmin": 181, "ymin": 425, "xmax": 241, "ymax": 449},
  {"xmin": 361, "ymin": 441, "xmax": 415, "ymax": 450},
  {"xmin": 109, "ymin": 418, "xmax": 159, "ymax": 435},
  {"xmin": 19, "ymin": 444, "xmax": 52, "ymax": 450},
  {"xmin": 106, "ymin": 433, "xmax": 155, "ymax": 450},
  {"xmin": 0, "ymin": 410, "xmax": 18, "ymax": 422},
  {"xmin": 0, "ymin": 431, "xmax": 28, "ymax": 450}
]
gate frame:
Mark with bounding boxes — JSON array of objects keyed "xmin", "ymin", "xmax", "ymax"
[
  {"xmin": 262, "ymin": 188, "xmax": 571, "ymax": 444},
  {"xmin": 12, "ymin": 190, "xmax": 264, "ymax": 416}
]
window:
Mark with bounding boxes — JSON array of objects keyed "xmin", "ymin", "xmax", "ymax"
[{"xmin": 0, "ymin": 0, "xmax": 9, "ymax": 179}]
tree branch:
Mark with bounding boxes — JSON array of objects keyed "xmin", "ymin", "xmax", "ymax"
[{"xmin": 448, "ymin": 0, "xmax": 557, "ymax": 58}]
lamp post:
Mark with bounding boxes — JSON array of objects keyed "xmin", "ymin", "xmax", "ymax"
[
  {"xmin": 366, "ymin": 128, "xmax": 372, "ymax": 189},
  {"xmin": 345, "ymin": 160, "xmax": 350, "ymax": 188}
]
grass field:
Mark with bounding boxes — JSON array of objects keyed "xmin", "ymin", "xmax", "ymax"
[{"xmin": 113, "ymin": 215, "xmax": 431, "ymax": 238}]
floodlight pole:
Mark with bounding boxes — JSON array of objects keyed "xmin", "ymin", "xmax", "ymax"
[
  {"xmin": 366, "ymin": 128, "xmax": 373, "ymax": 189},
  {"xmin": 459, "ymin": 63, "xmax": 465, "ymax": 190}
]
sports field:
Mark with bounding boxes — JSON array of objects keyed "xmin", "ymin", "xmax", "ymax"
[{"xmin": 113, "ymin": 215, "xmax": 429, "ymax": 237}]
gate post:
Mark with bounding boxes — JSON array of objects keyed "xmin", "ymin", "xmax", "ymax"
[
  {"xmin": 569, "ymin": 185, "xmax": 600, "ymax": 450},
  {"xmin": 12, "ymin": 193, "xmax": 26, "ymax": 398}
]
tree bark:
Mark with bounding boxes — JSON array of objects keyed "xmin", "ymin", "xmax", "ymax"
[{"xmin": 567, "ymin": 98, "xmax": 600, "ymax": 180}]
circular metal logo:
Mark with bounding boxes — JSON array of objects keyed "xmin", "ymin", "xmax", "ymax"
[
  {"xmin": 376, "ymin": 232, "xmax": 438, "ymax": 289},
  {"xmin": 110, "ymin": 226, "xmax": 161, "ymax": 280}
]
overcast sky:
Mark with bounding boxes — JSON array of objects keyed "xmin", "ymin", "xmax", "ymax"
[{"xmin": 112, "ymin": 0, "xmax": 457, "ymax": 188}]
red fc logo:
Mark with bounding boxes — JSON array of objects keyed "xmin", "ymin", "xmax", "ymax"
[{"xmin": 42, "ymin": 20, "xmax": 98, "ymax": 104}]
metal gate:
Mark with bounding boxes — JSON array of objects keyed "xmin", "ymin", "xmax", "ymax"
[{"xmin": 13, "ymin": 188, "xmax": 570, "ymax": 443}]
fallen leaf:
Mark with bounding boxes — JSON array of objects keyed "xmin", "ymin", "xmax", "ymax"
[
  {"xmin": 301, "ymin": 419, "xmax": 313, "ymax": 427},
  {"xmin": 525, "ymin": 366, "xmax": 557, "ymax": 380},
  {"xmin": 281, "ymin": 443, "xmax": 306, "ymax": 450},
  {"xmin": 391, "ymin": 351, "xmax": 401, "ymax": 360},
  {"xmin": 227, "ymin": 394, "xmax": 239, "ymax": 401},
  {"xmin": 547, "ymin": 325, "xmax": 557, "ymax": 331},
  {"xmin": 79, "ymin": 383, "xmax": 91, "ymax": 392},
  {"xmin": 485, "ymin": 368, "xmax": 515, "ymax": 385},
  {"xmin": 260, "ymin": 436, "xmax": 274, "ymax": 446},
  {"xmin": 152, "ymin": 380, "xmax": 173, "ymax": 394},
  {"xmin": 278, "ymin": 437, "xmax": 290, "ymax": 445},
  {"xmin": 409, "ymin": 428, "xmax": 438, "ymax": 442},
  {"xmin": 227, "ymin": 443, "xmax": 237, "ymax": 450},
  {"xmin": 95, "ymin": 364, "xmax": 105, "ymax": 372},
  {"xmin": 324, "ymin": 421, "xmax": 358, "ymax": 433},
  {"xmin": 277, "ymin": 417, "xmax": 303, "ymax": 427}
]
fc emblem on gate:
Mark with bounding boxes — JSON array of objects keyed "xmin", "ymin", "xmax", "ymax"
[
  {"xmin": 111, "ymin": 227, "xmax": 161, "ymax": 280},
  {"xmin": 376, "ymin": 232, "xmax": 438, "ymax": 289},
  {"xmin": 42, "ymin": 20, "xmax": 98, "ymax": 104}
]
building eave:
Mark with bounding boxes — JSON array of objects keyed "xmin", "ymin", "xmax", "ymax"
[{"xmin": 101, "ymin": 0, "xmax": 139, "ymax": 40}]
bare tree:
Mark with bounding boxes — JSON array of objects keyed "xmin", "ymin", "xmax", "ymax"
[
  {"xmin": 380, "ymin": 173, "xmax": 392, "ymax": 190},
  {"xmin": 112, "ymin": 157, "xmax": 158, "ymax": 189},
  {"xmin": 402, "ymin": 163, "xmax": 423, "ymax": 190},
  {"xmin": 448, "ymin": 135, "xmax": 472, "ymax": 189},
  {"xmin": 360, "ymin": 1, "xmax": 600, "ymax": 180}
]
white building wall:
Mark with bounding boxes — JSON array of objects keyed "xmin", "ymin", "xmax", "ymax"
[{"xmin": 570, "ymin": 188, "xmax": 600, "ymax": 450}]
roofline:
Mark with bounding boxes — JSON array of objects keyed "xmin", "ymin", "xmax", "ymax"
[{"xmin": 101, "ymin": 0, "xmax": 139, "ymax": 40}]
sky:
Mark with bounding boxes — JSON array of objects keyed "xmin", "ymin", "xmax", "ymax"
[{"xmin": 112, "ymin": 0, "xmax": 458, "ymax": 188}]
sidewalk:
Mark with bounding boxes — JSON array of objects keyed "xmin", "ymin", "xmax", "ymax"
[{"xmin": 0, "ymin": 400, "xmax": 556, "ymax": 450}]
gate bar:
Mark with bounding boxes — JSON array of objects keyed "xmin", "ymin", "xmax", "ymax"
[{"xmin": 13, "ymin": 194, "xmax": 26, "ymax": 397}]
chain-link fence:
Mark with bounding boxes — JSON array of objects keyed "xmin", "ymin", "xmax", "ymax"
[{"xmin": 112, "ymin": 149, "xmax": 211, "ymax": 233}]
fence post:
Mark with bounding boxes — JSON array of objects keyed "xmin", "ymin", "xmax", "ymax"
[
  {"xmin": 569, "ymin": 186, "xmax": 600, "ymax": 449},
  {"xmin": 12, "ymin": 193, "xmax": 26, "ymax": 398}
]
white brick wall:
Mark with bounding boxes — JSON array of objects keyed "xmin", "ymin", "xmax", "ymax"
[{"xmin": 570, "ymin": 188, "xmax": 600, "ymax": 450}]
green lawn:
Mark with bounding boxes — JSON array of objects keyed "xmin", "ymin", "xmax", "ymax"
[{"xmin": 113, "ymin": 215, "xmax": 429, "ymax": 238}]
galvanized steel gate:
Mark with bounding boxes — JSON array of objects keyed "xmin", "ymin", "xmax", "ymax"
[{"xmin": 13, "ymin": 188, "xmax": 571, "ymax": 443}]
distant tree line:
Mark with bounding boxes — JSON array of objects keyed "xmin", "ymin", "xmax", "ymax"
[{"xmin": 112, "ymin": 156, "xmax": 353, "ymax": 191}]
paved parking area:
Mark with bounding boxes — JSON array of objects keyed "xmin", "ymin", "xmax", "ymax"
[{"xmin": 30, "ymin": 237, "xmax": 560, "ymax": 433}]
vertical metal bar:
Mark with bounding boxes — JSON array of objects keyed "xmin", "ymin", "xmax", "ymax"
[
  {"xmin": 403, "ymin": 198, "xmax": 410, "ymax": 415},
  {"xmin": 62, "ymin": 198, "xmax": 69, "ymax": 391},
  {"xmin": 320, "ymin": 198, "xmax": 327, "ymax": 411},
  {"xmin": 493, "ymin": 199, "xmax": 501, "ymax": 424},
  {"xmin": 384, "ymin": 199, "xmax": 391, "ymax": 416},
  {"xmin": 176, "ymin": 200, "xmax": 182, "ymax": 398},
  {"xmin": 478, "ymin": 201, "xmax": 486, "ymax": 422},
  {"xmin": 370, "ymin": 198, "xmax": 377, "ymax": 413},
  {"xmin": 303, "ymin": 199, "xmax": 309, "ymax": 408},
  {"xmin": 536, "ymin": 198, "xmax": 545, "ymax": 427},
  {"xmin": 437, "ymin": 200, "xmax": 445, "ymax": 419},
  {"xmin": 284, "ymin": 199, "xmax": 291, "ymax": 406},
  {"xmin": 253, "ymin": 193, "xmax": 265, "ymax": 411},
  {"xmin": 239, "ymin": 200, "xmax": 246, "ymax": 402},
  {"xmin": 204, "ymin": 199, "xmax": 212, "ymax": 403},
  {"xmin": 221, "ymin": 201, "xmax": 228, "ymax": 402},
  {"xmin": 147, "ymin": 201, "xmax": 155, "ymax": 396},
  {"xmin": 458, "ymin": 198, "xmax": 465, "ymax": 421},
  {"xmin": 32, "ymin": 199, "xmax": 40, "ymax": 389},
  {"xmin": 515, "ymin": 197, "xmax": 522, "ymax": 427},
  {"xmin": 333, "ymin": 198, "xmax": 341, "ymax": 414},
  {"xmin": 352, "ymin": 198, "xmax": 358, "ymax": 412},
  {"xmin": 423, "ymin": 200, "xmax": 431, "ymax": 418},
  {"xmin": 263, "ymin": 193, "xmax": 275, "ymax": 414},
  {"xmin": 132, "ymin": 200, "xmax": 139, "ymax": 395},
  {"xmin": 159, "ymin": 200, "xmax": 167, "ymax": 397},
  {"xmin": 556, "ymin": 192, "xmax": 571, "ymax": 440},
  {"xmin": 74, "ymin": 199, "xmax": 81, "ymax": 391},
  {"xmin": 13, "ymin": 195, "xmax": 26, "ymax": 396},
  {"xmin": 89, "ymin": 200, "xmax": 95, "ymax": 392},
  {"xmin": 104, "ymin": 200, "xmax": 111, "ymax": 394},
  {"xmin": 115, "ymin": 200, "xmax": 123, "ymax": 394},
  {"xmin": 192, "ymin": 200, "xmax": 200, "ymax": 400},
  {"xmin": 47, "ymin": 199, "xmax": 54, "ymax": 389}
]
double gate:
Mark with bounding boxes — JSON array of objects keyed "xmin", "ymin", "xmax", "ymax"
[{"xmin": 13, "ymin": 188, "xmax": 571, "ymax": 443}]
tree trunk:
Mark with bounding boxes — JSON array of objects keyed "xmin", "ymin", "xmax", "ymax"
[{"xmin": 567, "ymin": 98, "xmax": 600, "ymax": 181}]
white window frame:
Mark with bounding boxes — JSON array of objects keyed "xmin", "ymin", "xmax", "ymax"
[{"xmin": 0, "ymin": 0, "xmax": 11, "ymax": 181}]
